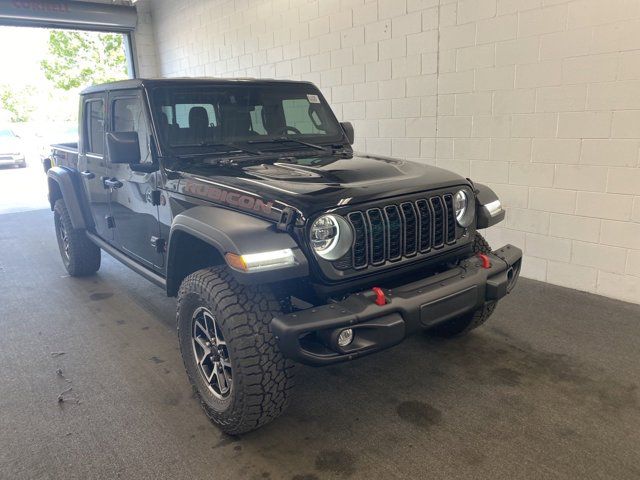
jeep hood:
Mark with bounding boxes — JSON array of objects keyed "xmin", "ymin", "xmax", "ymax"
[{"xmin": 175, "ymin": 153, "xmax": 470, "ymax": 219}]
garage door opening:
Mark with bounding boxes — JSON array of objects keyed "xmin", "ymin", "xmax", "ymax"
[{"xmin": 0, "ymin": 0, "xmax": 137, "ymax": 214}]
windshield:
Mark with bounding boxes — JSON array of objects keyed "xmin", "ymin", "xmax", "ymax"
[
  {"xmin": 0, "ymin": 129, "xmax": 16, "ymax": 139},
  {"xmin": 150, "ymin": 83, "xmax": 345, "ymax": 152}
]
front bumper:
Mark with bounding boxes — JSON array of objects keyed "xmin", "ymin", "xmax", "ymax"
[{"xmin": 272, "ymin": 244, "xmax": 522, "ymax": 366}]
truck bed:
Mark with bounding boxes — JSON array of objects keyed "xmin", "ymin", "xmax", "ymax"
[{"xmin": 51, "ymin": 142, "xmax": 79, "ymax": 169}]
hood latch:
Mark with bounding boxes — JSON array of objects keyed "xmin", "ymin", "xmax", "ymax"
[{"xmin": 277, "ymin": 207, "xmax": 298, "ymax": 233}]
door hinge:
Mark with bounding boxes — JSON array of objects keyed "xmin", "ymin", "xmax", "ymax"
[
  {"xmin": 106, "ymin": 216, "xmax": 116, "ymax": 229},
  {"xmin": 150, "ymin": 236, "xmax": 166, "ymax": 253},
  {"xmin": 150, "ymin": 190, "xmax": 161, "ymax": 206},
  {"xmin": 276, "ymin": 207, "xmax": 298, "ymax": 233}
]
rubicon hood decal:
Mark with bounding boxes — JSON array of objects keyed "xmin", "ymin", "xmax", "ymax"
[{"xmin": 182, "ymin": 180, "xmax": 275, "ymax": 215}]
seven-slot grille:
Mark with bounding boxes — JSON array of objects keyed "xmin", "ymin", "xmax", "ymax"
[{"xmin": 342, "ymin": 193, "xmax": 458, "ymax": 270}]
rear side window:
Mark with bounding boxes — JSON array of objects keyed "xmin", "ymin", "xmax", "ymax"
[{"xmin": 85, "ymin": 100, "xmax": 104, "ymax": 155}]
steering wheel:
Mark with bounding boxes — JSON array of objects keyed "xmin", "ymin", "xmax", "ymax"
[{"xmin": 276, "ymin": 126, "xmax": 301, "ymax": 135}]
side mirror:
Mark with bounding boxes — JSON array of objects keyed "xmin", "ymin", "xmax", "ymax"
[
  {"xmin": 340, "ymin": 121, "xmax": 354, "ymax": 145},
  {"xmin": 106, "ymin": 131, "xmax": 141, "ymax": 164}
]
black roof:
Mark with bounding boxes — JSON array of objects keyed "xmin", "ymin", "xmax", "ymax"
[{"xmin": 81, "ymin": 77, "xmax": 314, "ymax": 95}]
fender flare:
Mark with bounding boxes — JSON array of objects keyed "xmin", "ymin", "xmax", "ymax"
[
  {"xmin": 167, "ymin": 206, "xmax": 309, "ymax": 290},
  {"xmin": 474, "ymin": 183, "xmax": 505, "ymax": 229},
  {"xmin": 47, "ymin": 167, "xmax": 90, "ymax": 230}
]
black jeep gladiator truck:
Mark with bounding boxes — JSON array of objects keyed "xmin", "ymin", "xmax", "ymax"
[{"xmin": 47, "ymin": 78, "xmax": 521, "ymax": 434}]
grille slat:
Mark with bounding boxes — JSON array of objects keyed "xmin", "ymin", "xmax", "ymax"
[
  {"xmin": 343, "ymin": 193, "xmax": 458, "ymax": 270},
  {"xmin": 430, "ymin": 197, "xmax": 446, "ymax": 248},
  {"xmin": 443, "ymin": 194, "xmax": 456, "ymax": 244},
  {"xmin": 366, "ymin": 209, "xmax": 386, "ymax": 265},
  {"xmin": 348, "ymin": 211, "xmax": 368, "ymax": 269},
  {"xmin": 416, "ymin": 199, "xmax": 432, "ymax": 253},
  {"xmin": 384, "ymin": 205, "xmax": 403, "ymax": 261},
  {"xmin": 401, "ymin": 202, "xmax": 418, "ymax": 256}
]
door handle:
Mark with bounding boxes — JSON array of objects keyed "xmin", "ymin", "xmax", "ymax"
[
  {"xmin": 103, "ymin": 178, "xmax": 123, "ymax": 189},
  {"xmin": 81, "ymin": 170, "xmax": 95, "ymax": 179}
]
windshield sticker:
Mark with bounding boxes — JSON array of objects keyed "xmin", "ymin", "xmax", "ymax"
[{"xmin": 307, "ymin": 94, "xmax": 320, "ymax": 104}]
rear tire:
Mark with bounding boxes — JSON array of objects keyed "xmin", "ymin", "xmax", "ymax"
[
  {"xmin": 53, "ymin": 199, "xmax": 101, "ymax": 276},
  {"xmin": 177, "ymin": 266, "xmax": 295, "ymax": 434},
  {"xmin": 426, "ymin": 233, "xmax": 496, "ymax": 337}
]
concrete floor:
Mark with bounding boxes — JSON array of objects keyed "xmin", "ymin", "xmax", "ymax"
[
  {"xmin": 1, "ymin": 207, "xmax": 639, "ymax": 480},
  {"xmin": 0, "ymin": 161, "xmax": 49, "ymax": 214}
]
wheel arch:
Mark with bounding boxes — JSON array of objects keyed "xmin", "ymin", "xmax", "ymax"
[
  {"xmin": 47, "ymin": 167, "xmax": 90, "ymax": 230},
  {"xmin": 165, "ymin": 206, "xmax": 308, "ymax": 296},
  {"xmin": 166, "ymin": 228, "xmax": 226, "ymax": 297}
]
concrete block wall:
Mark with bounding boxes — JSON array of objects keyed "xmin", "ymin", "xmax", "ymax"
[
  {"xmin": 145, "ymin": 0, "xmax": 640, "ymax": 303},
  {"xmin": 436, "ymin": 0, "xmax": 640, "ymax": 303},
  {"xmin": 148, "ymin": 0, "xmax": 442, "ymax": 162},
  {"xmin": 132, "ymin": 0, "xmax": 159, "ymax": 77}
]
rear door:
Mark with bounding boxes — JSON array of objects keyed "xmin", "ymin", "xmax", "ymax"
[
  {"xmin": 77, "ymin": 94, "xmax": 111, "ymax": 239},
  {"xmin": 106, "ymin": 89, "xmax": 164, "ymax": 270}
]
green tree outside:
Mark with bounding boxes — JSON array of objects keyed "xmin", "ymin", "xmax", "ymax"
[
  {"xmin": 40, "ymin": 30, "xmax": 128, "ymax": 91},
  {"xmin": 0, "ymin": 29, "xmax": 129, "ymax": 123},
  {"xmin": 0, "ymin": 84, "xmax": 37, "ymax": 122}
]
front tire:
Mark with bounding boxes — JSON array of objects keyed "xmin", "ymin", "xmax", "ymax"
[
  {"xmin": 427, "ymin": 233, "xmax": 497, "ymax": 337},
  {"xmin": 53, "ymin": 199, "xmax": 101, "ymax": 276},
  {"xmin": 177, "ymin": 266, "xmax": 295, "ymax": 435}
]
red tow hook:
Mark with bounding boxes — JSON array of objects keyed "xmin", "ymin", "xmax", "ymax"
[
  {"xmin": 477, "ymin": 253, "xmax": 491, "ymax": 269},
  {"xmin": 372, "ymin": 287, "xmax": 386, "ymax": 306}
]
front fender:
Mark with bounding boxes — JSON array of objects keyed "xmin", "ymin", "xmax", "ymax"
[
  {"xmin": 168, "ymin": 206, "xmax": 309, "ymax": 286},
  {"xmin": 474, "ymin": 183, "xmax": 505, "ymax": 229},
  {"xmin": 47, "ymin": 167, "xmax": 89, "ymax": 230}
]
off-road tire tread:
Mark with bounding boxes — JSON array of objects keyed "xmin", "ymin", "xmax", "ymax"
[
  {"xmin": 176, "ymin": 266, "xmax": 295, "ymax": 435},
  {"xmin": 428, "ymin": 232, "xmax": 496, "ymax": 337},
  {"xmin": 54, "ymin": 199, "xmax": 100, "ymax": 276}
]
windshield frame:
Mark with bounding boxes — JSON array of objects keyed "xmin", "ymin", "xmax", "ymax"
[{"xmin": 148, "ymin": 82, "xmax": 350, "ymax": 156}]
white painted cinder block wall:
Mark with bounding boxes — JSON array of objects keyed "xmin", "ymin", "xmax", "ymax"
[
  {"xmin": 142, "ymin": 0, "xmax": 640, "ymax": 304},
  {"xmin": 132, "ymin": 0, "xmax": 159, "ymax": 77}
]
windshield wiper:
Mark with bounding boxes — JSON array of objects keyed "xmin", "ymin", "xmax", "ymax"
[
  {"xmin": 170, "ymin": 141, "xmax": 261, "ymax": 155},
  {"xmin": 247, "ymin": 137, "xmax": 328, "ymax": 151}
]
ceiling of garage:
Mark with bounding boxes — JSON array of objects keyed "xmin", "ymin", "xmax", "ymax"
[{"xmin": 0, "ymin": 0, "xmax": 136, "ymax": 32}]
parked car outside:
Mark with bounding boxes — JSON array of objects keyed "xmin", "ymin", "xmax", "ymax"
[{"xmin": 0, "ymin": 128, "xmax": 26, "ymax": 168}]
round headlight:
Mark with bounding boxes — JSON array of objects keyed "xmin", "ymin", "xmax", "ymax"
[
  {"xmin": 310, "ymin": 214, "xmax": 353, "ymax": 260},
  {"xmin": 454, "ymin": 189, "xmax": 474, "ymax": 227}
]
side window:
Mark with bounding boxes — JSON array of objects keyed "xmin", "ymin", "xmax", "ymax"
[
  {"xmin": 85, "ymin": 100, "xmax": 104, "ymax": 155},
  {"xmin": 282, "ymin": 98, "xmax": 325, "ymax": 134},
  {"xmin": 113, "ymin": 97, "xmax": 139, "ymax": 132},
  {"xmin": 174, "ymin": 103, "xmax": 216, "ymax": 128},
  {"xmin": 112, "ymin": 96, "xmax": 152, "ymax": 164}
]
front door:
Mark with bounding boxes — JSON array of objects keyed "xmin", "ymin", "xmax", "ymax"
[
  {"xmin": 77, "ymin": 95, "xmax": 111, "ymax": 239},
  {"xmin": 106, "ymin": 91, "xmax": 164, "ymax": 270}
]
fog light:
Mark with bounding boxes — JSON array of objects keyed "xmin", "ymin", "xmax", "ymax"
[{"xmin": 337, "ymin": 328, "xmax": 354, "ymax": 347}]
